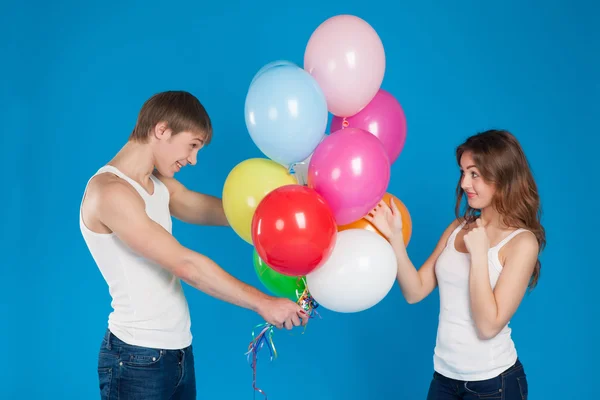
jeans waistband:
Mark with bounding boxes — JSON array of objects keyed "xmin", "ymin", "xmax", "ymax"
[{"xmin": 102, "ymin": 328, "xmax": 193, "ymax": 353}]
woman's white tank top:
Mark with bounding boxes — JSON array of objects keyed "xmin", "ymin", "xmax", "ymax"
[{"xmin": 433, "ymin": 221, "xmax": 528, "ymax": 381}]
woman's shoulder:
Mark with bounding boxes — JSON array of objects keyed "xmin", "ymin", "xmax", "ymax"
[
  {"xmin": 447, "ymin": 217, "xmax": 467, "ymax": 232},
  {"xmin": 437, "ymin": 218, "xmax": 467, "ymax": 244},
  {"xmin": 505, "ymin": 228, "xmax": 539, "ymax": 252},
  {"xmin": 499, "ymin": 228, "xmax": 540, "ymax": 273}
]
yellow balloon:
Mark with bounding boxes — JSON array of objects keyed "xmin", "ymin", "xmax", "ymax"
[{"xmin": 222, "ymin": 158, "xmax": 297, "ymax": 244}]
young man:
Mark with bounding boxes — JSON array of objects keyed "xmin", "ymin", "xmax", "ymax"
[{"xmin": 80, "ymin": 91, "xmax": 308, "ymax": 399}]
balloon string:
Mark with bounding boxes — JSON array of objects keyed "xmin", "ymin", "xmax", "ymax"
[
  {"xmin": 252, "ymin": 351, "xmax": 263, "ymax": 399},
  {"xmin": 252, "ymin": 350, "xmax": 268, "ymax": 400},
  {"xmin": 246, "ymin": 323, "xmax": 276, "ymax": 399},
  {"xmin": 245, "ymin": 287, "xmax": 320, "ymax": 398}
]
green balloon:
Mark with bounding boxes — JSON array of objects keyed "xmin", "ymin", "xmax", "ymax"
[{"xmin": 253, "ymin": 249, "xmax": 306, "ymax": 301}]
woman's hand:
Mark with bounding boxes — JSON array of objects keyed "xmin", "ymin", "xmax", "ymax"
[
  {"xmin": 464, "ymin": 218, "xmax": 490, "ymax": 262},
  {"xmin": 365, "ymin": 198, "xmax": 404, "ymax": 243}
]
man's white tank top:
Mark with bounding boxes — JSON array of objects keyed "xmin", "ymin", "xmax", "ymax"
[
  {"xmin": 80, "ymin": 165, "xmax": 192, "ymax": 350},
  {"xmin": 433, "ymin": 220, "xmax": 528, "ymax": 381}
]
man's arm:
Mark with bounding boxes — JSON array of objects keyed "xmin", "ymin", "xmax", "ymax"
[
  {"xmin": 96, "ymin": 180, "xmax": 306, "ymax": 329},
  {"xmin": 154, "ymin": 172, "xmax": 228, "ymax": 226}
]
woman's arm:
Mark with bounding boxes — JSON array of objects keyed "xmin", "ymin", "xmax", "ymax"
[
  {"xmin": 465, "ymin": 220, "xmax": 539, "ymax": 339},
  {"xmin": 391, "ymin": 219, "xmax": 461, "ymax": 304}
]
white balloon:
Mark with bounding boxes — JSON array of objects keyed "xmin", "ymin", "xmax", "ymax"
[{"xmin": 306, "ymin": 229, "xmax": 397, "ymax": 313}]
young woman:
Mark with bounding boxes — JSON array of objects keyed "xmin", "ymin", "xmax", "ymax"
[{"xmin": 367, "ymin": 130, "xmax": 544, "ymax": 400}]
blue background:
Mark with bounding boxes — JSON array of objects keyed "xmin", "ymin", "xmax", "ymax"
[{"xmin": 2, "ymin": 1, "xmax": 597, "ymax": 399}]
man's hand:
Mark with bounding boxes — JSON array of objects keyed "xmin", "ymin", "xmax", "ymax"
[{"xmin": 257, "ymin": 298, "xmax": 309, "ymax": 330}]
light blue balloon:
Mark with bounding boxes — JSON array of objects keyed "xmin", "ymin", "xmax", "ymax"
[
  {"xmin": 250, "ymin": 60, "xmax": 297, "ymax": 87},
  {"xmin": 244, "ymin": 65, "xmax": 328, "ymax": 166}
]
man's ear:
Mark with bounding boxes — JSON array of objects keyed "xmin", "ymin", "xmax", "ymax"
[{"xmin": 152, "ymin": 121, "xmax": 171, "ymax": 140}]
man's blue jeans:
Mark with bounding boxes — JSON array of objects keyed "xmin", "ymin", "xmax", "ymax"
[{"xmin": 98, "ymin": 329, "xmax": 196, "ymax": 399}]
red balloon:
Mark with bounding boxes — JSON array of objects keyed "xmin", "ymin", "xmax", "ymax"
[{"xmin": 251, "ymin": 185, "xmax": 337, "ymax": 276}]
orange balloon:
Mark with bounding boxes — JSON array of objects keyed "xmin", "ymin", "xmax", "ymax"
[{"xmin": 338, "ymin": 193, "xmax": 412, "ymax": 246}]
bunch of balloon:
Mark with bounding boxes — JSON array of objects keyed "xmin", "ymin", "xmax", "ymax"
[
  {"xmin": 240, "ymin": 55, "xmax": 338, "ymax": 287},
  {"xmin": 223, "ymin": 55, "xmax": 334, "ymax": 284},
  {"xmin": 230, "ymin": 13, "xmax": 416, "ymax": 396},
  {"xmin": 298, "ymin": 14, "xmax": 413, "ymax": 314},
  {"xmin": 234, "ymin": 47, "xmax": 337, "ymax": 399}
]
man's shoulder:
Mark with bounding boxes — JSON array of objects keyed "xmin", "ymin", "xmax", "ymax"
[
  {"xmin": 86, "ymin": 172, "xmax": 144, "ymax": 210},
  {"xmin": 81, "ymin": 171, "xmax": 143, "ymax": 234}
]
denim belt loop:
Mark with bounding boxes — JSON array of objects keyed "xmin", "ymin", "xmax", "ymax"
[{"xmin": 104, "ymin": 329, "xmax": 112, "ymax": 350}]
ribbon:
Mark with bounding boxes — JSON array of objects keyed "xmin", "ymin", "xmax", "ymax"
[
  {"xmin": 245, "ymin": 323, "xmax": 277, "ymax": 399},
  {"xmin": 245, "ymin": 285, "xmax": 320, "ymax": 399}
]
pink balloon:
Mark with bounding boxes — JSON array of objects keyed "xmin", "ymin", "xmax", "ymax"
[
  {"xmin": 331, "ymin": 89, "xmax": 407, "ymax": 164},
  {"xmin": 307, "ymin": 128, "xmax": 390, "ymax": 225},
  {"xmin": 304, "ymin": 15, "xmax": 385, "ymax": 118}
]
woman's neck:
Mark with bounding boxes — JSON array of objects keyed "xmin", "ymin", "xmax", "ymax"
[{"xmin": 478, "ymin": 206, "xmax": 506, "ymax": 229}]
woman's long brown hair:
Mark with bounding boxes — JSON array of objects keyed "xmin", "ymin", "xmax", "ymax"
[{"xmin": 454, "ymin": 130, "xmax": 546, "ymax": 289}]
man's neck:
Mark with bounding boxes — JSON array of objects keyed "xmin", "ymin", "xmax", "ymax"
[{"xmin": 108, "ymin": 140, "xmax": 156, "ymax": 185}]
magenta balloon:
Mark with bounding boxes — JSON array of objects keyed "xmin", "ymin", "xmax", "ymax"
[
  {"xmin": 330, "ymin": 89, "xmax": 407, "ymax": 164},
  {"xmin": 307, "ymin": 128, "xmax": 390, "ymax": 225}
]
